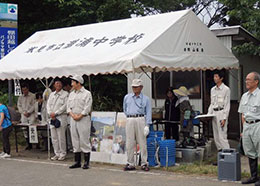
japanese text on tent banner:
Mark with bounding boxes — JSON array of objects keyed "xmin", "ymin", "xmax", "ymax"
[{"xmin": 25, "ymin": 33, "xmax": 145, "ymax": 53}]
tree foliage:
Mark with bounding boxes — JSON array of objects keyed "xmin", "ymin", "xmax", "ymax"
[
  {"xmin": 219, "ymin": 0, "xmax": 260, "ymax": 56},
  {"xmin": 194, "ymin": 0, "xmax": 229, "ymax": 28}
]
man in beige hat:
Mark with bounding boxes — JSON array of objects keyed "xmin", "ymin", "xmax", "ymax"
[
  {"xmin": 123, "ymin": 79, "xmax": 151, "ymax": 171},
  {"xmin": 67, "ymin": 75, "xmax": 92, "ymax": 169}
]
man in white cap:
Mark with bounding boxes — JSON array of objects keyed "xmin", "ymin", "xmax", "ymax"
[
  {"xmin": 67, "ymin": 75, "xmax": 93, "ymax": 169},
  {"xmin": 47, "ymin": 79, "xmax": 68, "ymax": 161},
  {"xmin": 123, "ymin": 79, "xmax": 152, "ymax": 171}
]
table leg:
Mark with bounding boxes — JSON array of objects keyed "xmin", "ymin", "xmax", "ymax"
[{"xmin": 14, "ymin": 126, "xmax": 18, "ymax": 153}]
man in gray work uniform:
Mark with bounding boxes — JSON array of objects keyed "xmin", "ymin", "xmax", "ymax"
[
  {"xmin": 47, "ymin": 79, "xmax": 68, "ymax": 161},
  {"xmin": 67, "ymin": 75, "xmax": 92, "ymax": 169},
  {"xmin": 239, "ymin": 72, "xmax": 260, "ymax": 185}
]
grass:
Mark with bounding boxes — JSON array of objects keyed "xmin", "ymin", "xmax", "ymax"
[{"xmin": 162, "ymin": 162, "xmax": 218, "ymax": 176}]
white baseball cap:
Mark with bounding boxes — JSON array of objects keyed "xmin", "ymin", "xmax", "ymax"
[
  {"xmin": 70, "ymin": 75, "xmax": 84, "ymax": 84},
  {"xmin": 131, "ymin": 79, "xmax": 143, "ymax": 87}
]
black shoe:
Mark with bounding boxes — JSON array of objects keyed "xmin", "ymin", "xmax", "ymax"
[
  {"xmin": 123, "ymin": 164, "xmax": 135, "ymax": 171},
  {"xmin": 69, "ymin": 152, "xmax": 81, "ymax": 169},
  {"xmin": 241, "ymin": 177, "xmax": 258, "ymax": 184},
  {"xmin": 82, "ymin": 164, "xmax": 89, "ymax": 169},
  {"xmin": 241, "ymin": 158, "xmax": 258, "ymax": 184},
  {"xmin": 69, "ymin": 163, "xmax": 81, "ymax": 169},
  {"xmin": 141, "ymin": 164, "xmax": 150, "ymax": 171},
  {"xmin": 82, "ymin": 152, "xmax": 90, "ymax": 169}
]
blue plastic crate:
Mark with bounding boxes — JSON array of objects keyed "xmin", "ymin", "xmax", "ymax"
[
  {"xmin": 160, "ymin": 156, "xmax": 175, "ymax": 167},
  {"xmin": 148, "ymin": 156, "xmax": 157, "ymax": 167}
]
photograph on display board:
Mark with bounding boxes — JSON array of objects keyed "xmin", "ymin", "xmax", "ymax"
[
  {"xmin": 91, "ymin": 111, "xmax": 116, "ymax": 153},
  {"xmin": 112, "ymin": 112, "xmax": 127, "ymax": 154},
  {"xmin": 0, "ymin": 3, "xmax": 17, "ymax": 28}
]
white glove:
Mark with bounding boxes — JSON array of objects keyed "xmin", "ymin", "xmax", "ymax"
[{"xmin": 144, "ymin": 126, "xmax": 150, "ymax": 137}]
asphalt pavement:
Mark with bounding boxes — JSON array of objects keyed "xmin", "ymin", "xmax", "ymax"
[{"xmin": 0, "ymin": 157, "xmax": 242, "ymax": 186}]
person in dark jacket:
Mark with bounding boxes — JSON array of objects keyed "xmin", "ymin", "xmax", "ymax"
[{"xmin": 164, "ymin": 87, "xmax": 180, "ymax": 140}]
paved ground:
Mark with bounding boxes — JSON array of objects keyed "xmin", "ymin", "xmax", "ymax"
[
  {"xmin": 0, "ymin": 138, "xmax": 250, "ymax": 186},
  {"xmin": 0, "ymin": 157, "xmax": 242, "ymax": 186}
]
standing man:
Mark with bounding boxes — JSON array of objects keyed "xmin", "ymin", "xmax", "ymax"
[
  {"xmin": 123, "ymin": 79, "xmax": 151, "ymax": 171},
  {"xmin": 238, "ymin": 72, "xmax": 260, "ymax": 185},
  {"xmin": 208, "ymin": 71, "xmax": 230, "ymax": 154},
  {"xmin": 67, "ymin": 75, "xmax": 92, "ymax": 169},
  {"xmin": 17, "ymin": 84, "xmax": 36, "ymax": 150},
  {"xmin": 47, "ymin": 79, "xmax": 68, "ymax": 161}
]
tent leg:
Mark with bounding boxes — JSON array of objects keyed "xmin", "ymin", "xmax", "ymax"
[
  {"xmin": 88, "ymin": 76, "xmax": 92, "ymax": 92},
  {"xmin": 238, "ymin": 67, "xmax": 242, "ymax": 134},
  {"xmin": 8, "ymin": 80, "xmax": 13, "ymax": 106},
  {"xmin": 153, "ymin": 69, "xmax": 157, "ymax": 107},
  {"xmin": 45, "ymin": 78, "xmax": 51, "ymax": 160}
]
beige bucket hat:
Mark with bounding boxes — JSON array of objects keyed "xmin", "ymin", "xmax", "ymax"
[{"xmin": 173, "ymin": 86, "xmax": 189, "ymax": 96}]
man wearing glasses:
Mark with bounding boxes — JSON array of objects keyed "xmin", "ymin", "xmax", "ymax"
[{"xmin": 239, "ymin": 72, "xmax": 260, "ymax": 185}]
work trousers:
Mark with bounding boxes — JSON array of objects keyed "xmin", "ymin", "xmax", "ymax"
[
  {"xmin": 2, "ymin": 125, "xmax": 13, "ymax": 154},
  {"xmin": 126, "ymin": 117, "xmax": 148, "ymax": 166},
  {"xmin": 50, "ymin": 115, "xmax": 67, "ymax": 157},
  {"xmin": 242, "ymin": 122, "xmax": 260, "ymax": 159},
  {"xmin": 70, "ymin": 116, "xmax": 91, "ymax": 153},
  {"xmin": 212, "ymin": 110, "xmax": 230, "ymax": 150}
]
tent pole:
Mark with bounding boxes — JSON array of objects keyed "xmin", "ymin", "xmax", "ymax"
[
  {"xmin": 39, "ymin": 78, "xmax": 51, "ymax": 160},
  {"xmin": 132, "ymin": 60, "xmax": 135, "ymax": 79},
  {"xmin": 238, "ymin": 67, "xmax": 242, "ymax": 134},
  {"xmin": 153, "ymin": 69, "xmax": 157, "ymax": 107},
  {"xmin": 45, "ymin": 78, "xmax": 51, "ymax": 160},
  {"xmin": 88, "ymin": 75, "xmax": 92, "ymax": 92},
  {"xmin": 8, "ymin": 80, "xmax": 13, "ymax": 106}
]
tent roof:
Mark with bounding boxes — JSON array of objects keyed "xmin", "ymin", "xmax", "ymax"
[{"xmin": 0, "ymin": 9, "xmax": 238, "ymax": 80}]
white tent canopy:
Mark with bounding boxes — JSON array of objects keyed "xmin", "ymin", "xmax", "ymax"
[{"xmin": 0, "ymin": 9, "xmax": 238, "ymax": 80}]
